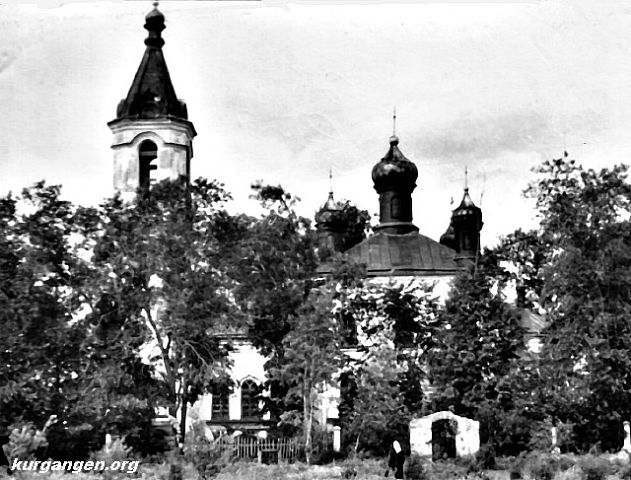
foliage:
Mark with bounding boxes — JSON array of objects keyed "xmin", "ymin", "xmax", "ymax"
[
  {"xmin": 337, "ymin": 279, "xmax": 439, "ymax": 455},
  {"xmin": 495, "ymin": 154, "xmax": 631, "ymax": 452},
  {"xmin": 184, "ymin": 443, "xmax": 228, "ymax": 479},
  {"xmin": 428, "ymin": 254, "xmax": 524, "ymax": 456},
  {"xmin": 0, "ymin": 184, "xmax": 86, "ymax": 427},
  {"xmin": 404, "ymin": 454, "xmax": 429, "ymax": 480},
  {"xmin": 77, "ymin": 178, "xmax": 240, "ymax": 443},
  {"xmin": 577, "ymin": 455, "xmax": 611, "ymax": 480},
  {"xmin": 0, "ymin": 182, "xmax": 162, "ymax": 457},
  {"xmin": 6, "ymin": 422, "xmax": 50, "ymax": 460},
  {"xmin": 90, "ymin": 437, "xmax": 136, "ymax": 480},
  {"xmin": 344, "ymin": 328, "xmax": 410, "ymax": 455},
  {"xmin": 316, "ymin": 199, "xmax": 371, "ymax": 259},
  {"xmin": 270, "ymin": 285, "xmax": 343, "ymax": 464}
]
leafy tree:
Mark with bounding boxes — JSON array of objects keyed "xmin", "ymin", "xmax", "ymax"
[
  {"xmin": 227, "ymin": 183, "xmax": 319, "ymax": 421},
  {"xmin": 77, "ymin": 178, "xmax": 239, "ymax": 444},
  {"xmin": 495, "ymin": 154, "xmax": 631, "ymax": 452},
  {"xmin": 331, "ymin": 200, "xmax": 371, "ymax": 252},
  {"xmin": 427, "ymin": 256, "xmax": 524, "ymax": 456},
  {"xmin": 0, "ymin": 184, "xmax": 90, "ymax": 426},
  {"xmin": 338, "ymin": 279, "xmax": 439, "ymax": 455},
  {"xmin": 0, "ymin": 182, "xmax": 164, "ymax": 458},
  {"xmin": 346, "ymin": 329, "xmax": 410, "ymax": 456},
  {"xmin": 271, "ymin": 285, "xmax": 343, "ymax": 464}
]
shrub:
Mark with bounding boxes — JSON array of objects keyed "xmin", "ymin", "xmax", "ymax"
[
  {"xmin": 6, "ymin": 422, "xmax": 49, "ymax": 460},
  {"xmin": 183, "ymin": 430, "xmax": 234, "ymax": 480},
  {"xmin": 526, "ymin": 453, "xmax": 559, "ymax": 480},
  {"xmin": 427, "ymin": 460, "xmax": 469, "ymax": 479},
  {"xmin": 404, "ymin": 454, "xmax": 428, "ymax": 480},
  {"xmin": 616, "ymin": 464, "xmax": 631, "ymax": 480},
  {"xmin": 91, "ymin": 436, "xmax": 132, "ymax": 463},
  {"xmin": 577, "ymin": 455, "xmax": 611, "ymax": 480},
  {"xmin": 555, "ymin": 466, "xmax": 583, "ymax": 480}
]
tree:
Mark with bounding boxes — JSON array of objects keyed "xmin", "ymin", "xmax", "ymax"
[
  {"xmin": 0, "ymin": 182, "xmax": 164, "ymax": 458},
  {"xmin": 338, "ymin": 278, "xmax": 439, "ymax": 455},
  {"xmin": 226, "ymin": 183, "xmax": 319, "ymax": 422},
  {"xmin": 0, "ymin": 183, "xmax": 86, "ymax": 429},
  {"xmin": 271, "ymin": 285, "xmax": 343, "ymax": 464},
  {"xmin": 77, "ymin": 178, "xmax": 240, "ymax": 444},
  {"xmin": 428, "ymin": 255, "xmax": 524, "ymax": 456},
  {"xmin": 495, "ymin": 154, "xmax": 631, "ymax": 451}
]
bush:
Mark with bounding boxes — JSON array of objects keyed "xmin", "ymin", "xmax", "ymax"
[
  {"xmin": 6, "ymin": 422, "xmax": 49, "ymax": 460},
  {"xmin": 577, "ymin": 455, "xmax": 611, "ymax": 480},
  {"xmin": 526, "ymin": 453, "xmax": 559, "ymax": 480},
  {"xmin": 427, "ymin": 460, "xmax": 469, "ymax": 479},
  {"xmin": 183, "ymin": 429, "xmax": 234, "ymax": 480},
  {"xmin": 91, "ymin": 436, "xmax": 132, "ymax": 463},
  {"xmin": 404, "ymin": 454, "xmax": 428, "ymax": 480}
]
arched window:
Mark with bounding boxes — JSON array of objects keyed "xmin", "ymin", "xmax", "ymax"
[
  {"xmin": 240, "ymin": 380, "xmax": 260, "ymax": 419},
  {"xmin": 212, "ymin": 389, "xmax": 230, "ymax": 420},
  {"xmin": 139, "ymin": 140, "xmax": 158, "ymax": 190}
]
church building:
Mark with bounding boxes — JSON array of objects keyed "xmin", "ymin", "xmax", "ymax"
[{"xmin": 108, "ymin": 4, "xmax": 483, "ymax": 439}]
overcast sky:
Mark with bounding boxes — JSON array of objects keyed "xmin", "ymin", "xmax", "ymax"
[{"xmin": 1, "ymin": 0, "xmax": 631, "ymax": 246}]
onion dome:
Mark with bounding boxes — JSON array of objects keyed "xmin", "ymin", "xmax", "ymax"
[
  {"xmin": 144, "ymin": 2, "xmax": 166, "ymax": 48},
  {"xmin": 371, "ymin": 135, "xmax": 418, "ymax": 194}
]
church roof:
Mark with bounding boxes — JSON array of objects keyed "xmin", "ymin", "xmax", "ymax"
[
  {"xmin": 113, "ymin": 4, "xmax": 189, "ymax": 121},
  {"xmin": 319, "ymin": 231, "xmax": 462, "ymax": 277}
]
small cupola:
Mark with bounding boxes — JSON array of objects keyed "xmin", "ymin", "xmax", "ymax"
[
  {"xmin": 451, "ymin": 186, "xmax": 483, "ymax": 264},
  {"xmin": 315, "ymin": 172, "xmax": 345, "ymax": 253}
]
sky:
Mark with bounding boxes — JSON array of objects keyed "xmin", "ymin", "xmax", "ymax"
[{"xmin": 1, "ymin": 0, "xmax": 631, "ymax": 246}]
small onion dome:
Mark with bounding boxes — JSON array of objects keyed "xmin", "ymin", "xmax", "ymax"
[
  {"xmin": 144, "ymin": 2, "xmax": 166, "ymax": 48},
  {"xmin": 452, "ymin": 188, "xmax": 483, "ymax": 227},
  {"xmin": 315, "ymin": 191, "xmax": 342, "ymax": 227},
  {"xmin": 371, "ymin": 135, "xmax": 418, "ymax": 194}
]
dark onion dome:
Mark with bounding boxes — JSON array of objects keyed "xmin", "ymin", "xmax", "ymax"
[
  {"xmin": 451, "ymin": 188, "xmax": 483, "ymax": 227},
  {"xmin": 371, "ymin": 135, "xmax": 418, "ymax": 193},
  {"xmin": 114, "ymin": 2, "xmax": 189, "ymax": 121},
  {"xmin": 144, "ymin": 3, "xmax": 166, "ymax": 47}
]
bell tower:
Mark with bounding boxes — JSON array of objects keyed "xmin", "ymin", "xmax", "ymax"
[{"xmin": 108, "ymin": 2, "xmax": 196, "ymax": 195}]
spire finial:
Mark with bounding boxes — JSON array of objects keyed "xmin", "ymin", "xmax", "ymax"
[
  {"xmin": 389, "ymin": 107, "xmax": 399, "ymax": 145},
  {"xmin": 144, "ymin": 1, "xmax": 166, "ymax": 48},
  {"xmin": 393, "ymin": 107, "xmax": 397, "ymax": 137},
  {"xmin": 328, "ymin": 168, "xmax": 333, "ymax": 194},
  {"xmin": 464, "ymin": 166, "xmax": 469, "ymax": 191}
]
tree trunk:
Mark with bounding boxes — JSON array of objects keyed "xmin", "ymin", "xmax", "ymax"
[
  {"xmin": 304, "ymin": 391, "xmax": 312, "ymax": 464},
  {"xmin": 179, "ymin": 377, "xmax": 188, "ymax": 449}
]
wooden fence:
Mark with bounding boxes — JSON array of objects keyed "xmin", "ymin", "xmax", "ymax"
[{"xmin": 208, "ymin": 436, "xmax": 302, "ymax": 463}]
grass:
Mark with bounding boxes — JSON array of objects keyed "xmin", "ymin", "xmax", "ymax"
[{"xmin": 216, "ymin": 458, "xmax": 386, "ymax": 480}]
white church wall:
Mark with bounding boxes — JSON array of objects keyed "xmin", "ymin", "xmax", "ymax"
[{"xmin": 197, "ymin": 340, "xmax": 268, "ymax": 422}]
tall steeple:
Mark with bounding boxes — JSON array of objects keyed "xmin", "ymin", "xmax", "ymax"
[
  {"xmin": 108, "ymin": 2, "xmax": 196, "ymax": 195},
  {"xmin": 370, "ymin": 117, "xmax": 419, "ymax": 234}
]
